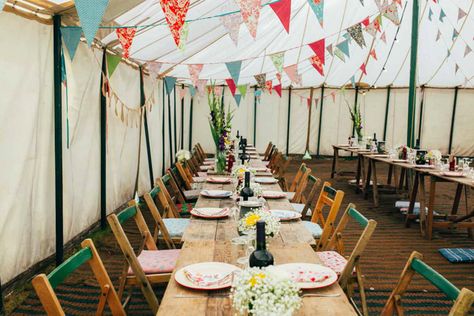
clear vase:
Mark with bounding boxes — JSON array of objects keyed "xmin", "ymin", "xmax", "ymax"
[{"xmin": 215, "ymin": 148, "xmax": 227, "ymax": 174}]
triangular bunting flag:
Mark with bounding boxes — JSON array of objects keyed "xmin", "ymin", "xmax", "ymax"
[
  {"xmin": 455, "ymin": 64, "xmax": 459, "ymax": 74},
  {"xmin": 226, "ymin": 60, "xmax": 242, "ymax": 85},
  {"xmin": 226, "ymin": 78, "xmax": 237, "ymax": 96},
  {"xmin": 439, "ymin": 9, "xmax": 446, "ymax": 22},
  {"xmin": 61, "ymin": 27, "xmax": 82, "ymax": 60},
  {"xmin": 255, "ymin": 89, "xmax": 262, "ymax": 97},
  {"xmin": 74, "ymin": 0, "xmax": 109, "ymax": 46},
  {"xmin": 428, "ymin": 8, "xmax": 433, "ymax": 21},
  {"xmin": 214, "ymin": 86, "xmax": 224, "ymax": 97},
  {"xmin": 269, "ymin": 0, "xmax": 291, "ymax": 33},
  {"xmin": 360, "ymin": 63, "xmax": 367, "ymax": 76},
  {"xmin": 382, "ymin": 2, "xmax": 400, "ymax": 25},
  {"xmin": 179, "ymin": 86, "xmax": 187, "ymax": 100},
  {"xmin": 283, "ymin": 64, "xmax": 301, "ymax": 85},
  {"xmin": 370, "ymin": 48, "xmax": 377, "ymax": 60},
  {"xmin": 254, "ymin": 74, "xmax": 266, "ymax": 89},
  {"xmin": 334, "ymin": 47, "xmax": 345, "ymax": 62},
  {"xmin": 307, "ymin": 0, "xmax": 324, "ymax": 27},
  {"xmin": 380, "ymin": 31, "xmax": 387, "ymax": 43},
  {"xmin": 106, "ymin": 53, "xmax": 121, "ymax": 78},
  {"xmin": 308, "ymin": 38, "xmax": 325, "ymax": 64},
  {"xmin": 235, "ymin": 0, "xmax": 262, "ymax": 39},
  {"xmin": 220, "ymin": 10, "xmax": 242, "ymax": 46},
  {"xmin": 196, "ymin": 79, "xmax": 208, "ymax": 96},
  {"xmin": 359, "ymin": 0, "xmax": 364, "ymax": 6},
  {"xmin": 164, "ymin": 76, "xmax": 177, "ymax": 95},
  {"xmin": 326, "ymin": 43, "xmax": 333, "ymax": 56},
  {"xmin": 189, "ymin": 86, "xmax": 196, "ymax": 97},
  {"xmin": 306, "ymin": 98, "xmax": 312, "ymax": 109},
  {"xmin": 116, "ymin": 28, "xmax": 136, "ymax": 58},
  {"xmin": 188, "ymin": 64, "xmax": 204, "ymax": 87},
  {"xmin": 436, "ymin": 29, "xmax": 441, "ymax": 41},
  {"xmin": 452, "ymin": 29, "xmax": 459, "ymax": 40},
  {"xmin": 234, "ymin": 94, "xmax": 242, "ymax": 106},
  {"xmin": 276, "ymin": 72, "xmax": 282, "ymax": 83},
  {"xmin": 343, "ymin": 32, "xmax": 351, "ymax": 42},
  {"xmin": 146, "ymin": 61, "xmax": 162, "ymax": 79},
  {"xmin": 265, "ymin": 80, "xmax": 273, "ymax": 94},
  {"xmin": 238, "ymin": 84, "xmax": 248, "ymax": 97},
  {"xmin": 178, "ymin": 22, "xmax": 189, "ymax": 51},
  {"xmin": 361, "ymin": 16, "xmax": 370, "ymax": 26},
  {"xmin": 464, "ymin": 45, "xmax": 472, "ymax": 57},
  {"xmin": 336, "ymin": 40, "xmax": 350, "ymax": 58},
  {"xmin": 270, "ymin": 52, "xmax": 285, "ymax": 74},
  {"xmin": 309, "ymin": 55, "xmax": 324, "ymax": 76},
  {"xmin": 159, "ymin": 0, "xmax": 190, "ymax": 46},
  {"xmin": 458, "ymin": 8, "xmax": 467, "ymax": 21},
  {"xmin": 273, "ymin": 84, "xmax": 282, "ymax": 97},
  {"xmin": 347, "ymin": 23, "xmax": 366, "ymax": 48},
  {"xmin": 393, "ymin": 0, "xmax": 401, "ymax": 6},
  {"xmin": 351, "ymin": 75, "xmax": 356, "ymax": 88}
]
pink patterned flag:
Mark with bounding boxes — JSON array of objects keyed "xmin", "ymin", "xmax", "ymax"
[
  {"xmin": 179, "ymin": 86, "xmax": 187, "ymax": 99},
  {"xmin": 214, "ymin": 86, "xmax": 224, "ymax": 97},
  {"xmin": 146, "ymin": 61, "xmax": 162, "ymax": 79},
  {"xmin": 265, "ymin": 80, "xmax": 273, "ymax": 94},
  {"xmin": 116, "ymin": 28, "xmax": 136, "ymax": 58},
  {"xmin": 308, "ymin": 38, "xmax": 325, "ymax": 76},
  {"xmin": 283, "ymin": 64, "xmax": 302, "ymax": 85},
  {"xmin": 226, "ymin": 78, "xmax": 237, "ymax": 96},
  {"xmin": 188, "ymin": 64, "xmax": 203, "ymax": 86},
  {"xmin": 221, "ymin": 11, "xmax": 242, "ymax": 46},
  {"xmin": 159, "ymin": 0, "xmax": 190, "ymax": 47},
  {"xmin": 196, "ymin": 79, "xmax": 208, "ymax": 96},
  {"xmin": 235, "ymin": 0, "xmax": 262, "ymax": 39},
  {"xmin": 380, "ymin": 31, "xmax": 387, "ymax": 43}
]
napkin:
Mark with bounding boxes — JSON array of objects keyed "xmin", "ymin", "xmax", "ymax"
[
  {"xmin": 201, "ymin": 190, "xmax": 232, "ymax": 197},
  {"xmin": 184, "ymin": 270, "xmax": 232, "ymax": 287},
  {"xmin": 193, "ymin": 208, "xmax": 229, "ymax": 217}
]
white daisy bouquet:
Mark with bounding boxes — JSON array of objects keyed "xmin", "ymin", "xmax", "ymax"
[
  {"xmin": 426, "ymin": 149, "xmax": 442, "ymax": 164},
  {"xmin": 232, "ymin": 266, "xmax": 301, "ymax": 316},
  {"xmin": 236, "ymin": 182, "xmax": 263, "ymax": 197},
  {"xmin": 176, "ymin": 149, "xmax": 191, "ymax": 162},
  {"xmin": 238, "ymin": 208, "xmax": 280, "ymax": 237},
  {"xmin": 231, "ymin": 165, "xmax": 256, "ymax": 180}
]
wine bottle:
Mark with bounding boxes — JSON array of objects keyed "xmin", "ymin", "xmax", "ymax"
[
  {"xmin": 372, "ymin": 133, "xmax": 378, "ymax": 152},
  {"xmin": 249, "ymin": 221, "xmax": 274, "ymax": 268},
  {"xmin": 240, "ymin": 171, "xmax": 254, "ymax": 201}
]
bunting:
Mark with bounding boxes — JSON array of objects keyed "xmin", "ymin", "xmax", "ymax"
[
  {"xmin": 347, "ymin": 23, "xmax": 366, "ymax": 48},
  {"xmin": 265, "ymin": 80, "xmax": 273, "ymax": 94},
  {"xmin": 307, "ymin": 0, "xmax": 324, "ymax": 27},
  {"xmin": 238, "ymin": 84, "xmax": 248, "ymax": 97},
  {"xmin": 436, "ymin": 29, "xmax": 441, "ymax": 41},
  {"xmin": 370, "ymin": 49, "xmax": 377, "ymax": 60},
  {"xmin": 254, "ymin": 74, "xmax": 266, "ymax": 89},
  {"xmin": 308, "ymin": 38, "xmax": 325, "ymax": 70},
  {"xmin": 428, "ymin": 8, "xmax": 433, "ymax": 21},
  {"xmin": 458, "ymin": 8, "xmax": 467, "ymax": 21},
  {"xmin": 455, "ymin": 63, "xmax": 459, "ymax": 74},
  {"xmin": 276, "ymin": 72, "xmax": 282, "ymax": 83},
  {"xmin": 380, "ymin": 31, "xmax": 387, "ymax": 43},
  {"xmin": 164, "ymin": 76, "xmax": 177, "ymax": 95},
  {"xmin": 116, "ymin": 28, "xmax": 136, "ymax": 58},
  {"xmin": 179, "ymin": 86, "xmax": 187, "ymax": 100},
  {"xmin": 61, "ymin": 27, "xmax": 83, "ymax": 60},
  {"xmin": 226, "ymin": 60, "xmax": 242, "ymax": 85},
  {"xmin": 214, "ymin": 86, "xmax": 224, "ymax": 97},
  {"xmin": 234, "ymin": 94, "xmax": 242, "ymax": 106},
  {"xmin": 336, "ymin": 39, "xmax": 350, "ymax": 58},
  {"xmin": 360, "ymin": 63, "xmax": 367, "ymax": 76},
  {"xmin": 188, "ymin": 64, "xmax": 204, "ymax": 86},
  {"xmin": 361, "ymin": 16, "xmax": 370, "ymax": 26},
  {"xmin": 107, "ymin": 53, "xmax": 121, "ymax": 78},
  {"xmin": 309, "ymin": 55, "xmax": 324, "ymax": 76},
  {"xmin": 452, "ymin": 29, "xmax": 459, "ymax": 40},
  {"xmin": 326, "ymin": 43, "xmax": 333, "ymax": 56},
  {"xmin": 189, "ymin": 86, "xmax": 196, "ymax": 97},
  {"xmin": 269, "ymin": 0, "xmax": 291, "ymax": 33},
  {"xmin": 382, "ymin": 2, "xmax": 400, "ymax": 25},
  {"xmin": 270, "ymin": 52, "xmax": 284, "ymax": 73},
  {"xmin": 74, "ymin": 0, "xmax": 109, "ymax": 46},
  {"xmin": 350, "ymin": 75, "xmax": 356, "ymax": 88},
  {"xmin": 439, "ymin": 9, "xmax": 446, "ymax": 22},
  {"xmin": 146, "ymin": 61, "xmax": 162, "ymax": 79},
  {"xmin": 334, "ymin": 47, "xmax": 345, "ymax": 62},
  {"xmin": 235, "ymin": 0, "xmax": 262, "ymax": 39},
  {"xmin": 159, "ymin": 0, "xmax": 190, "ymax": 46},
  {"xmin": 196, "ymin": 79, "xmax": 208, "ymax": 96},
  {"xmin": 464, "ymin": 45, "xmax": 472, "ymax": 57},
  {"xmin": 273, "ymin": 84, "xmax": 282, "ymax": 97},
  {"xmin": 283, "ymin": 64, "xmax": 301, "ymax": 85},
  {"xmin": 220, "ymin": 9, "xmax": 242, "ymax": 46},
  {"xmin": 226, "ymin": 78, "xmax": 237, "ymax": 96},
  {"xmin": 178, "ymin": 22, "xmax": 189, "ymax": 51}
]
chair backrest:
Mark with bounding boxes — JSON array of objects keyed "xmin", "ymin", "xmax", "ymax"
[
  {"xmin": 176, "ymin": 161, "xmax": 193, "ymax": 190},
  {"xmin": 298, "ymin": 174, "xmax": 322, "ymax": 220},
  {"xmin": 322, "ymin": 204, "xmax": 377, "ymax": 289},
  {"xmin": 263, "ymin": 142, "xmax": 273, "ymax": 160},
  {"xmin": 162, "ymin": 171, "xmax": 186, "ymax": 206},
  {"xmin": 289, "ymin": 164, "xmax": 312, "ymax": 203},
  {"xmin": 143, "ymin": 187, "xmax": 176, "ymax": 249},
  {"xmin": 195, "ymin": 143, "xmax": 206, "ymax": 163},
  {"xmin": 381, "ymin": 251, "xmax": 474, "ymax": 316},
  {"xmin": 289, "ymin": 163, "xmax": 308, "ymax": 192},
  {"xmin": 312, "ymin": 182, "xmax": 344, "ymax": 250},
  {"xmin": 32, "ymin": 239, "xmax": 125, "ymax": 316},
  {"xmin": 156, "ymin": 177, "xmax": 181, "ymax": 218},
  {"xmin": 267, "ymin": 148, "xmax": 280, "ymax": 171},
  {"xmin": 107, "ymin": 202, "xmax": 159, "ymax": 312}
]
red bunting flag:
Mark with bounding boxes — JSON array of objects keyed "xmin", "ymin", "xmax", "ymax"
[
  {"xmin": 116, "ymin": 28, "xmax": 136, "ymax": 58},
  {"xmin": 370, "ymin": 49, "xmax": 377, "ymax": 60},
  {"xmin": 306, "ymin": 98, "xmax": 312, "ymax": 109},
  {"xmin": 308, "ymin": 38, "xmax": 325, "ymax": 76},
  {"xmin": 276, "ymin": 72, "xmax": 282, "ymax": 83},
  {"xmin": 269, "ymin": 0, "xmax": 291, "ymax": 33},
  {"xmin": 226, "ymin": 79, "xmax": 237, "ymax": 96},
  {"xmin": 265, "ymin": 80, "xmax": 273, "ymax": 94},
  {"xmin": 360, "ymin": 63, "xmax": 367, "ymax": 75},
  {"xmin": 361, "ymin": 16, "xmax": 370, "ymax": 26},
  {"xmin": 273, "ymin": 84, "xmax": 282, "ymax": 97},
  {"xmin": 159, "ymin": 0, "xmax": 190, "ymax": 47}
]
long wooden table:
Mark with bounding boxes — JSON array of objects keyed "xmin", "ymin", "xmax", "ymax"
[{"xmin": 158, "ymin": 153, "xmax": 357, "ymax": 315}]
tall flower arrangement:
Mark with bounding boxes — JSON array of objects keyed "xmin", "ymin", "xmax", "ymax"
[
  {"xmin": 208, "ymin": 82, "xmax": 234, "ymax": 173},
  {"xmin": 346, "ymin": 99, "xmax": 363, "ymax": 142}
]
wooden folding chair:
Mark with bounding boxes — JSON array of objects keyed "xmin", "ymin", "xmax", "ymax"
[
  {"xmin": 176, "ymin": 161, "xmax": 194, "ymax": 190},
  {"xmin": 107, "ymin": 201, "xmax": 180, "ymax": 313},
  {"xmin": 157, "ymin": 177, "xmax": 195, "ymax": 217},
  {"xmin": 287, "ymin": 163, "xmax": 311, "ymax": 203},
  {"xmin": 262, "ymin": 142, "xmax": 273, "ymax": 161},
  {"xmin": 291, "ymin": 174, "xmax": 322, "ymax": 219},
  {"xmin": 266, "ymin": 148, "xmax": 280, "ymax": 172},
  {"xmin": 164, "ymin": 170, "xmax": 199, "ymax": 204},
  {"xmin": 381, "ymin": 251, "xmax": 474, "ymax": 316},
  {"xmin": 32, "ymin": 239, "xmax": 125, "ymax": 316},
  {"xmin": 274, "ymin": 154, "xmax": 291, "ymax": 191},
  {"xmin": 317, "ymin": 204, "xmax": 377, "ymax": 316}
]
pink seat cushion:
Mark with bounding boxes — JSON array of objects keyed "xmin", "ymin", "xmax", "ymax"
[
  {"xmin": 317, "ymin": 251, "xmax": 348, "ymax": 276},
  {"xmin": 128, "ymin": 249, "xmax": 180, "ymax": 275}
]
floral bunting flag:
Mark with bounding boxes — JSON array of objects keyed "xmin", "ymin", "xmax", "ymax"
[
  {"xmin": 307, "ymin": 0, "xmax": 324, "ymax": 27},
  {"xmin": 226, "ymin": 78, "xmax": 237, "ymax": 96},
  {"xmin": 269, "ymin": 0, "xmax": 291, "ymax": 33},
  {"xmin": 254, "ymin": 73, "xmax": 266, "ymax": 89},
  {"xmin": 61, "ymin": 27, "xmax": 83, "ymax": 60},
  {"xmin": 164, "ymin": 76, "xmax": 177, "ymax": 95},
  {"xmin": 361, "ymin": 16, "xmax": 370, "ymax": 26},
  {"xmin": 464, "ymin": 45, "xmax": 472, "ymax": 57},
  {"xmin": 273, "ymin": 84, "xmax": 282, "ymax": 97},
  {"xmin": 188, "ymin": 64, "xmax": 204, "ymax": 86},
  {"xmin": 235, "ymin": 0, "xmax": 262, "ymax": 39},
  {"xmin": 308, "ymin": 38, "xmax": 325, "ymax": 66},
  {"xmin": 265, "ymin": 80, "xmax": 273, "ymax": 94},
  {"xmin": 178, "ymin": 22, "xmax": 189, "ymax": 51},
  {"xmin": 370, "ymin": 48, "xmax": 377, "ymax": 60},
  {"xmin": 220, "ymin": 10, "xmax": 242, "ymax": 46},
  {"xmin": 74, "ymin": 0, "xmax": 109, "ymax": 46},
  {"xmin": 147, "ymin": 61, "xmax": 162, "ymax": 79},
  {"xmin": 365, "ymin": 16, "xmax": 381, "ymax": 37},
  {"xmin": 159, "ymin": 0, "xmax": 190, "ymax": 47},
  {"xmin": 382, "ymin": 2, "xmax": 400, "ymax": 25},
  {"xmin": 116, "ymin": 28, "xmax": 136, "ymax": 58},
  {"xmin": 106, "ymin": 53, "xmax": 121, "ymax": 78},
  {"xmin": 226, "ymin": 60, "xmax": 242, "ymax": 85},
  {"xmin": 196, "ymin": 79, "xmax": 208, "ymax": 96},
  {"xmin": 360, "ymin": 63, "xmax": 367, "ymax": 76},
  {"xmin": 283, "ymin": 64, "xmax": 301, "ymax": 85},
  {"xmin": 234, "ymin": 94, "xmax": 242, "ymax": 106},
  {"xmin": 458, "ymin": 8, "xmax": 467, "ymax": 21},
  {"xmin": 347, "ymin": 23, "xmax": 366, "ymax": 48},
  {"xmin": 309, "ymin": 55, "xmax": 324, "ymax": 76},
  {"xmin": 238, "ymin": 84, "xmax": 248, "ymax": 97},
  {"xmin": 270, "ymin": 52, "xmax": 284, "ymax": 73}
]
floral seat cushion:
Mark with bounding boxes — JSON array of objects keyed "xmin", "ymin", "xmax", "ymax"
[
  {"xmin": 317, "ymin": 251, "xmax": 348, "ymax": 276},
  {"xmin": 302, "ymin": 221, "xmax": 322, "ymax": 238},
  {"xmin": 176, "ymin": 202, "xmax": 195, "ymax": 215},
  {"xmin": 163, "ymin": 218, "xmax": 190, "ymax": 237},
  {"xmin": 128, "ymin": 249, "xmax": 180, "ymax": 275}
]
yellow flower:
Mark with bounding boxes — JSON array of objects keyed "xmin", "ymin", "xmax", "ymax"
[
  {"xmin": 245, "ymin": 214, "xmax": 261, "ymax": 227},
  {"xmin": 248, "ymin": 273, "xmax": 266, "ymax": 287}
]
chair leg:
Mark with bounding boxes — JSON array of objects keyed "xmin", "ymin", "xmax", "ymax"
[
  {"xmin": 356, "ymin": 266, "xmax": 369, "ymax": 316},
  {"xmin": 118, "ymin": 269, "xmax": 128, "ymax": 301}
]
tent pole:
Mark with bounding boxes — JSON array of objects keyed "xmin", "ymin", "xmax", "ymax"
[
  {"xmin": 181, "ymin": 84, "xmax": 184, "ymax": 150},
  {"xmin": 286, "ymin": 86, "xmax": 292, "ymax": 156},
  {"xmin": 448, "ymin": 86, "xmax": 459, "ymax": 154},
  {"xmin": 316, "ymin": 86, "xmax": 325, "ymax": 157},
  {"xmin": 0, "ymin": 278, "xmax": 5, "ymax": 315},
  {"xmin": 382, "ymin": 86, "xmax": 391, "ymax": 141},
  {"xmin": 352, "ymin": 86, "xmax": 359, "ymax": 137},
  {"xmin": 53, "ymin": 15, "xmax": 64, "ymax": 266},
  {"xmin": 168, "ymin": 88, "xmax": 173, "ymax": 165},
  {"xmin": 189, "ymin": 97, "xmax": 194, "ymax": 151},
  {"xmin": 416, "ymin": 86, "xmax": 425, "ymax": 146},
  {"xmin": 253, "ymin": 88, "xmax": 257, "ymax": 146},
  {"xmin": 173, "ymin": 85, "xmax": 177, "ymax": 159},
  {"xmin": 303, "ymin": 87, "xmax": 314, "ymax": 160},
  {"xmin": 407, "ymin": 0, "xmax": 419, "ymax": 147},
  {"xmin": 100, "ymin": 50, "xmax": 107, "ymax": 229},
  {"xmin": 141, "ymin": 68, "xmax": 154, "ymax": 189},
  {"xmin": 162, "ymin": 82, "xmax": 166, "ymax": 175}
]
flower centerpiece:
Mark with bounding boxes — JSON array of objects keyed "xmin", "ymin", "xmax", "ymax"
[
  {"xmin": 232, "ymin": 266, "xmax": 301, "ymax": 316},
  {"xmin": 426, "ymin": 149, "xmax": 442, "ymax": 165},
  {"xmin": 239, "ymin": 208, "xmax": 280, "ymax": 237},
  {"xmin": 232, "ymin": 165, "xmax": 256, "ymax": 180},
  {"xmin": 176, "ymin": 149, "xmax": 191, "ymax": 163},
  {"xmin": 208, "ymin": 82, "xmax": 234, "ymax": 174},
  {"xmin": 346, "ymin": 100, "xmax": 363, "ymax": 143},
  {"xmin": 236, "ymin": 182, "xmax": 263, "ymax": 197}
]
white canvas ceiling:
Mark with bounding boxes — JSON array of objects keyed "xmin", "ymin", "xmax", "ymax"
[{"xmin": 96, "ymin": 0, "xmax": 474, "ymax": 88}]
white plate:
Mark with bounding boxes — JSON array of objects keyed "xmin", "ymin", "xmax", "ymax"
[
  {"xmin": 269, "ymin": 209, "xmax": 302, "ymax": 221},
  {"xmin": 200, "ymin": 190, "xmax": 233, "ymax": 198},
  {"xmin": 175, "ymin": 262, "xmax": 241, "ymax": 290},
  {"xmin": 206, "ymin": 177, "xmax": 232, "ymax": 184},
  {"xmin": 415, "ymin": 164, "xmax": 435, "ymax": 169},
  {"xmin": 276, "ymin": 263, "xmax": 338, "ymax": 289},
  {"xmin": 262, "ymin": 191, "xmax": 287, "ymax": 199},
  {"xmin": 440, "ymin": 171, "xmax": 464, "ymax": 177},
  {"xmin": 249, "ymin": 167, "xmax": 268, "ymax": 172},
  {"xmin": 254, "ymin": 177, "xmax": 278, "ymax": 184},
  {"xmin": 191, "ymin": 207, "xmax": 230, "ymax": 219}
]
